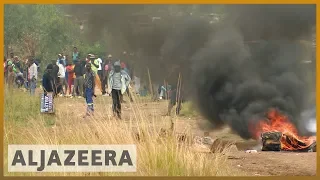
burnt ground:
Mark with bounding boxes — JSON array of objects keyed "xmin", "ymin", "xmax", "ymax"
[{"xmin": 50, "ymin": 92, "xmax": 317, "ymax": 176}]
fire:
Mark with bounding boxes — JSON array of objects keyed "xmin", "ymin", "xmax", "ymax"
[{"xmin": 254, "ymin": 109, "xmax": 316, "ymax": 151}]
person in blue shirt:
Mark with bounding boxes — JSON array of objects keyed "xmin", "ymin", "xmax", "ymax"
[{"xmin": 72, "ymin": 47, "xmax": 80, "ymax": 64}]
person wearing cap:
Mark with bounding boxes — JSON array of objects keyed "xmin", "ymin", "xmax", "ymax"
[
  {"xmin": 83, "ymin": 63, "xmax": 96, "ymax": 117},
  {"xmin": 108, "ymin": 60, "xmax": 131, "ymax": 119},
  {"xmin": 42, "ymin": 64, "xmax": 54, "ymax": 95}
]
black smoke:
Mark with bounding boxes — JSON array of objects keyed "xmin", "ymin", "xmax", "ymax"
[
  {"xmin": 191, "ymin": 5, "xmax": 316, "ymax": 139},
  {"xmin": 64, "ymin": 5, "xmax": 316, "ymax": 138}
]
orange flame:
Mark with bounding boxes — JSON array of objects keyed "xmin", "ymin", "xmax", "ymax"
[{"xmin": 254, "ymin": 109, "xmax": 316, "ymax": 151}]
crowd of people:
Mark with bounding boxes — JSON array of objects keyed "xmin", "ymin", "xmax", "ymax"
[
  {"xmin": 4, "ymin": 47, "xmax": 181, "ymax": 119},
  {"xmin": 4, "ymin": 47, "xmax": 136, "ymax": 119},
  {"xmin": 4, "ymin": 52, "xmax": 39, "ymax": 95}
]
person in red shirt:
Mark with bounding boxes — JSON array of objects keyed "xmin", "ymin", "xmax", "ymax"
[{"xmin": 66, "ymin": 61, "xmax": 75, "ymax": 97}]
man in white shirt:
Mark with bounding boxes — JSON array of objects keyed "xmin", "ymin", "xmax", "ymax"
[
  {"xmin": 28, "ymin": 58, "xmax": 38, "ymax": 95},
  {"xmin": 57, "ymin": 59, "xmax": 67, "ymax": 96}
]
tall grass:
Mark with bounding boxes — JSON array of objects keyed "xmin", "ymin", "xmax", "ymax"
[
  {"xmin": 179, "ymin": 101, "xmax": 199, "ymax": 117},
  {"xmin": 4, "ymin": 88, "xmax": 245, "ymax": 176}
]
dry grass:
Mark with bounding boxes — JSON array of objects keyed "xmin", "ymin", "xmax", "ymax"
[{"xmin": 4, "ymin": 87, "xmax": 245, "ymax": 176}]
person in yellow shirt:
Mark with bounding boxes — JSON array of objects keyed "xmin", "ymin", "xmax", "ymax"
[{"xmin": 89, "ymin": 55, "xmax": 101, "ymax": 92}]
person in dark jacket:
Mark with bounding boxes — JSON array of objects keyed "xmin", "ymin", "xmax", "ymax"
[
  {"xmin": 166, "ymin": 85, "xmax": 182, "ymax": 116},
  {"xmin": 83, "ymin": 63, "xmax": 96, "ymax": 118},
  {"xmin": 42, "ymin": 64, "xmax": 54, "ymax": 95},
  {"xmin": 73, "ymin": 60, "xmax": 85, "ymax": 97}
]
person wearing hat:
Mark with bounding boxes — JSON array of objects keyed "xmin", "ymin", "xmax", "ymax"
[
  {"xmin": 108, "ymin": 60, "xmax": 131, "ymax": 119},
  {"xmin": 42, "ymin": 64, "xmax": 54, "ymax": 95},
  {"xmin": 86, "ymin": 53, "xmax": 94, "ymax": 63}
]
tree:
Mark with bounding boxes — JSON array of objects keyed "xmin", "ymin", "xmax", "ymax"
[{"xmin": 4, "ymin": 5, "xmax": 84, "ymax": 70}]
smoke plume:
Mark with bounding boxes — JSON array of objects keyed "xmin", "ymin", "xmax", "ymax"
[
  {"xmin": 191, "ymin": 5, "xmax": 316, "ymax": 138},
  {"xmin": 65, "ymin": 5, "xmax": 316, "ymax": 138}
]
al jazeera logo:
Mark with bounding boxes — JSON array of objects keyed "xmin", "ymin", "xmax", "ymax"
[{"xmin": 8, "ymin": 145, "xmax": 136, "ymax": 172}]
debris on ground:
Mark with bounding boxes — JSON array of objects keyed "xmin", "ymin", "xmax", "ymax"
[{"xmin": 245, "ymin": 150, "xmax": 258, "ymax": 153}]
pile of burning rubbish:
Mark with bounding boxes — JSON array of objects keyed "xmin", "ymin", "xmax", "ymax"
[
  {"xmin": 254, "ymin": 109, "xmax": 316, "ymax": 152},
  {"xmin": 187, "ymin": 109, "xmax": 316, "ymax": 153}
]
